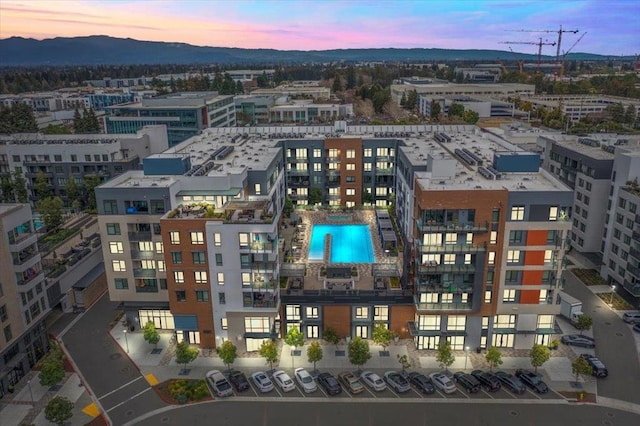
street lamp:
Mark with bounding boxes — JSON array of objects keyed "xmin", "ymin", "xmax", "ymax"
[
  {"xmin": 464, "ymin": 346, "xmax": 470, "ymax": 370},
  {"xmin": 123, "ymin": 329, "xmax": 130, "ymax": 353},
  {"xmin": 27, "ymin": 379, "xmax": 34, "ymax": 405},
  {"xmin": 610, "ymin": 285, "xmax": 616, "ymax": 306}
]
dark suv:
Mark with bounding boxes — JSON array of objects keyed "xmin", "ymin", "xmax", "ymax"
[
  {"xmin": 515, "ymin": 369, "xmax": 549, "ymax": 394},
  {"xmin": 579, "ymin": 354, "xmax": 608, "ymax": 377},
  {"xmin": 471, "ymin": 370, "xmax": 501, "ymax": 392},
  {"xmin": 453, "ymin": 372, "xmax": 480, "ymax": 393}
]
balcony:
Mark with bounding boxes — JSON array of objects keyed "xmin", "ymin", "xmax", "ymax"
[
  {"xmin": 415, "ymin": 282, "xmax": 474, "ymax": 294},
  {"xmin": 288, "ymin": 157, "xmax": 309, "ymax": 163},
  {"xmin": 241, "ymin": 241, "xmax": 276, "ymax": 253},
  {"xmin": 287, "ymin": 168, "xmax": 310, "ymax": 176},
  {"xmin": 130, "ymin": 249, "xmax": 155, "ymax": 260},
  {"xmin": 12, "ymin": 246, "xmax": 38, "ymax": 265},
  {"xmin": 416, "ymin": 241, "xmax": 487, "ymax": 253},
  {"xmin": 628, "ymin": 264, "xmax": 640, "ymax": 280},
  {"xmin": 630, "ymin": 246, "xmax": 640, "ymax": 261},
  {"xmin": 636, "ymin": 214, "xmax": 640, "ymax": 225},
  {"xmin": 414, "ymin": 297, "xmax": 474, "ymax": 312},
  {"xmin": 128, "ymin": 231, "xmax": 152, "ymax": 241},
  {"xmin": 622, "ymin": 280, "xmax": 640, "ymax": 297},
  {"xmin": 416, "ymin": 220, "xmax": 489, "ymax": 233},
  {"xmin": 287, "ymin": 179, "xmax": 309, "ymax": 188},
  {"xmin": 243, "ymin": 293, "xmax": 279, "ymax": 309},
  {"xmin": 241, "ymin": 261, "xmax": 277, "ymax": 272},
  {"xmin": 417, "ymin": 263, "xmax": 476, "ymax": 273},
  {"xmin": 633, "ymin": 231, "xmax": 640, "ymax": 243},
  {"xmin": 376, "ymin": 168, "xmax": 394, "ymax": 176},
  {"xmin": 281, "ymin": 288, "xmax": 413, "ymax": 304},
  {"xmin": 133, "ymin": 268, "xmax": 156, "ymax": 278},
  {"xmin": 17, "ymin": 270, "xmax": 44, "ymax": 286}
]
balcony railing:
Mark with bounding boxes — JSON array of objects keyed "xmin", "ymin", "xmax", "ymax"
[
  {"xmin": 128, "ymin": 231, "xmax": 152, "ymax": 241},
  {"xmin": 241, "ymin": 262, "xmax": 277, "ymax": 272},
  {"xmin": 633, "ymin": 231, "xmax": 640, "ymax": 242},
  {"xmin": 417, "ymin": 263, "xmax": 476, "ymax": 273},
  {"xmin": 133, "ymin": 268, "xmax": 157, "ymax": 278},
  {"xmin": 376, "ymin": 168, "xmax": 394, "ymax": 175},
  {"xmin": 416, "ymin": 242, "xmax": 487, "ymax": 253},
  {"xmin": 414, "ymin": 297, "xmax": 474, "ymax": 311},
  {"xmin": 416, "ymin": 220, "xmax": 489, "ymax": 233},
  {"xmin": 12, "ymin": 247, "xmax": 38, "ymax": 265},
  {"xmin": 628, "ymin": 264, "xmax": 640, "ymax": 280},
  {"xmin": 630, "ymin": 246, "xmax": 640, "ymax": 261},
  {"xmin": 130, "ymin": 249, "xmax": 156, "ymax": 260},
  {"xmin": 622, "ymin": 280, "xmax": 640, "ymax": 297},
  {"xmin": 287, "ymin": 169, "xmax": 310, "ymax": 176},
  {"xmin": 635, "ymin": 214, "xmax": 640, "ymax": 224}
]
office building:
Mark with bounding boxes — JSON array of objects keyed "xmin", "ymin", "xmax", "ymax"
[
  {"xmin": 391, "ymin": 82, "xmax": 535, "ymax": 104},
  {"xmin": 523, "ymin": 95, "xmax": 640, "ymax": 123}
]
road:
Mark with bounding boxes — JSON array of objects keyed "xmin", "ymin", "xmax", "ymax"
[
  {"xmin": 131, "ymin": 400, "xmax": 639, "ymax": 426},
  {"xmin": 563, "ymin": 270, "xmax": 640, "ymax": 405},
  {"xmin": 60, "ymin": 294, "xmax": 166, "ymax": 425}
]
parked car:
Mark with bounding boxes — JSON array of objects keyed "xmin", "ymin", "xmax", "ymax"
[
  {"xmin": 633, "ymin": 324, "xmax": 640, "ymax": 333},
  {"xmin": 206, "ymin": 370, "xmax": 233, "ymax": 398},
  {"xmin": 338, "ymin": 371, "xmax": 365, "ymax": 394},
  {"xmin": 384, "ymin": 371, "xmax": 411, "ymax": 393},
  {"xmin": 294, "ymin": 368, "xmax": 317, "ymax": 393},
  {"xmin": 579, "ymin": 354, "xmax": 609, "ymax": 377},
  {"xmin": 227, "ymin": 370, "xmax": 249, "ymax": 392},
  {"xmin": 495, "ymin": 371, "xmax": 526, "ymax": 394},
  {"xmin": 251, "ymin": 371, "xmax": 274, "ymax": 393},
  {"xmin": 317, "ymin": 372, "xmax": 342, "ymax": 395},
  {"xmin": 622, "ymin": 312, "xmax": 640, "ymax": 324},
  {"xmin": 471, "ymin": 370, "xmax": 501, "ymax": 392},
  {"xmin": 429, "ymin": 372, "xmax": 456, "ymax": 394},
  {"xmin": 452, "ymin": 372, "xmax": 480, "ymax": 393},
  {"xmin": 273, "ymin": 370, "xmax": 296, "ymax": 392},
  {"xmin": 515, "ymin": 369, "xmax": 549, "ymax": 394},
  {"xmin": 561, "ymin": 334, "xmax": 596, "ymax": 348},
  {"xmin": 361, "ymin": 371, "xmax": 387, "ymax": 392},
  {"xmin": 408, "ymin": 372, "xmax": 435, "ymax": 394}
]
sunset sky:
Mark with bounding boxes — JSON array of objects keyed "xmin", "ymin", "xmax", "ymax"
[{"xmin": 1, "ymin": 0, "xmax": 638, "ymax": 55}]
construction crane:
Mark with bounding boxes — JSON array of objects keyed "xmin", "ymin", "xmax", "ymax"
[
  {"xmin": 560, "ymin": 32, "xmax": 587, "ymax": 78},
  {"xmin": 509, "ymin": 47, "xmax": 524, "ymax": 75},
  {"xmin": 500, "ymin": 38, "xmax": 556, "ymax": 72},
  {"xmin": 507, "ymin": 26, "xmax": 579, "ymax": 73}
]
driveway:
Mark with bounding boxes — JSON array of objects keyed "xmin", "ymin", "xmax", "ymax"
[
  {"xmin": 563, "ymin": 270, "xmax": 640, "ymax": 404},
  {"xmin": 60, "ymin": 293, "xmax": 166, "ymax": 425}
]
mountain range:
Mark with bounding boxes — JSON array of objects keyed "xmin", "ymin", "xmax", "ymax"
[{"xmin": 0, "ymin": 35, "xmax": 627, "ymax": 66}]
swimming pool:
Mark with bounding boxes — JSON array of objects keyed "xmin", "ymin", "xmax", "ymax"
[{"xmin": 308, "ymin": 224, "xmax": 375, "ymax": 263}]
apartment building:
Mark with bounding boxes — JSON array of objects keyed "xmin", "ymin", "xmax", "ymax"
[
  {"xmin": 105, "ymin": 92, "xmax": 236, "ymax": 146},
  {"xmin": 96, "ymin": 123, "xmax": 572, "ymax": 353},
  {"xmin": 0, "ymin": 204, "xmax": 50, "ymax": 397},
  {"xmin": 0, "ymin": 126, "xmax": 168, "ymax": 204}
]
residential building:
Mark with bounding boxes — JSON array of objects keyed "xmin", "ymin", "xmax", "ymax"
[
  {"xmin": 105, "ymin": 92, "xmax": 236, "ymax": 146},
  {"xmin": 0, "ymin": 204, "xmax": 50, "ymax": 397},
  {"xmin": 96, "ymin": 123, "xmax": 572, "ymax": 354}
]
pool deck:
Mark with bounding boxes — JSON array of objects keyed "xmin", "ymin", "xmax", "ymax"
[{"xmin": 281, "ymin": 209, "xmax": 402, "ymax": 292}]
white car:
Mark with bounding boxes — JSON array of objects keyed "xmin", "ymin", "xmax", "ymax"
[
  {"xmin": 251, "ymin": 371, "xmax": 274, "ymax": 393},
  {"xmin": 294, "ymin": 368, "xmax": 317, "ymax": 393},
  {"xmin": 273, "ymin": 370, "xmax": 296, "ymax": 392},
  {"xmin": 429, "ymin": 372, "xmax": 456, "ymax": 394},
  {"xmin": 360, "ymin": 371, "xmax": 387, "ymax": 391},
  {"xmin": 206, "ymin": 370, "xmax": 233, "ymax": 397}
]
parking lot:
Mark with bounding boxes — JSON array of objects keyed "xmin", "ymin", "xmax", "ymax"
[{"xmin": 217, "ymin": 369, "xmax": 565, "ymax": 402}]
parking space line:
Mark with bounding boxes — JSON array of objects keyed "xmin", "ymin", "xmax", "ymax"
[
  {"xmin": 363, "ymin": 386, "xmax": 376, "ymax": 398},
  {"xmin": 386, "ymin": 387, "xmax": 400, "ymax": 398},
  {"xmin": 526, "ymin": 389, "xmax": 542, "ymax": 400},
  {"xmin": 410, "ymin": 387, "xmax": 424, "ymax": 398},
  {"xmin": 481, "ymin": 389, "xmax": 495, "ymax": 399},
  {"xmin": 457, "ymin": 389, "xmax": 471, "ymax": 399},
  {"xmin": 340, "ymin": 384, "xmax": 353, "ymax": 398},
  {"xmin": 434, "ymin": 389, "xmax": 447, "ymax": 398},
  {"xmin": 273, "ymin": 387, "xmax": 283, "ymax": 397},
  {"xmin": 501, "ymin": 388, "xmax": 517, "ymax": 399},
  {"xmin": 317, "ymin": 386, "xmax": 328, "ymax": 397}
]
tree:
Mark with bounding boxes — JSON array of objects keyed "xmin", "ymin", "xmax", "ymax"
[
  {"xmin": 13, "ymin": 170, "xmax": 28, "ymax": 203},
  {"xmin": 371, "ymin": 323, "xmax": 393, "ymax": 351},
  {"xmin": 323, "ymin": 326, "xmax": 340, "ymax": 347},
  {"xmin": 42, "ymin": 124, "xmax": 71, "ymax": 134},
  {"xmin": 332, "ymin": 76, "xmax": 342, "ymax": 93},
  {"xmin": 175, "ymin": 341, "xmax": 199, "ymax": 373},
  {"xmin": 430, "ymin": 100, "xmax": 441, "ymax": 121},
  {"xmin": 529, "ymin": 344, "xmax": 551, "ymax": 373},
  {"xmin": 84, "ymin": 107, "xmax": 101, "ymax": 132},
  {"xmin": 0, "ymin": 103, "xmax": 38, "ymax": 133},
  {"xmin": 463, "ymin": 109, "xmax": 480, "ymax": 124},
  {"xmin": 397, "ymin": 354, "xmax": 411, "ymax": 374},
  {"xmin": 37, "ymin": 197, "xmax": 64, "ymax": 231},
  {"xmin": 259, "ymin": 339, "xmax": 278, "ymax": 370},
  {"xmin": 34, "ymin": 170, "xmax": 52, "ymax": 199},
  {"xmin": 283, "ymin": 195, "xmax": 294, "ymax": 217},
  {"xmin": 45, "ymin": 396, "xmax": 73, "ymax": 426},
  {"xmin": 217, "ymin": 340, "xmax": 238, "ymax": 371},
  {"xmin": 348, "ymin": 336, "xmax": 371, "ymax": 372},
  {"xmin": 39, "ymin": 357, "xmax": 66, "ymax": 387},
  {"xmin": 65, "ymin": 178, "xmax": 82, "ymax": 211},
  {"xmin": 284, "ymin": 326, "xmax": 304, "ymax": 367},
  {"xmin": 72, "ymin": 106, "xmax": 83, "ymax": 133},
  {"xmin": 307, "ymin": 341, "xmax": 323, "ymax": 373},
  {"xmin": 574, "ymin": 315, "xmax": 593, "ymax": 336},
  {"xmin": 448, "ymin": 102, "xmax": 465, "ymax": 118},
  {"xmin": 1, "ymin": 173, "xmax": 15, "ymax": 203},
  {"xmin": 572, "ymin": 356, "xmax": 593, "ymax": 384},
  {"xmin": 143, "ymin": 321, "xmax": 160, "ymax": 349},
  {"xmin": 309, "ymin": 186, "xmax": 323, "ymax": 206},
  {"xmin": 83, "ymin": 174, "xmax": 100, "ymax": 211},
  {"xmin": 485, "ymin": 346, "xmax": 503, "ymax": 372},
  {"xmin": 405, "ymin": 89, "xmax": 418, "ymax": 111},
  {"xmin": 346, "ymin": 66, "xmax": 357, "ymax": 90},
  {"xmin": 435, "ymin": 340, "xmax": 455, "ymax": 371}
]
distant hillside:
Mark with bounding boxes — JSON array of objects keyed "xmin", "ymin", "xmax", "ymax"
[{"xmin": 0, "ymin": 35, "xmax": 621, "ymax": 66}]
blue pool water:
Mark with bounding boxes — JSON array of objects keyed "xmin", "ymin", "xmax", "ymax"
[{"xmin": 308, "ymin": 224, "xmax": 375, "ymax": 263}]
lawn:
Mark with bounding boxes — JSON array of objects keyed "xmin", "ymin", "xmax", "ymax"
[
  {"xmin": 596, "ymin": 292, "xmax": 633, "ymax": 310},
  {"xmin": 154, "ymin": 379, "xmax": 212, "ymax": 404},
  {"xmin": 572, "ymin": 269, "xmax": 607, "ymax": 286}
]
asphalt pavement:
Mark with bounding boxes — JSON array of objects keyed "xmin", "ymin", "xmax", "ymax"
[
  {"xmin": 563, "ymin": 269, "xmax": 640, "ymax": 405},
  {"xmin": 59, "ymin": 293, "xmax": 166, "ymax": 426}
]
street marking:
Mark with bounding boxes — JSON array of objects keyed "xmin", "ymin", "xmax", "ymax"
[
  {"xmin": 82, "ymin": 402, "xmax": 100, "ymax": 418},
  {"xmin": 98, "ymin": 376, "xmax": 144, "ymax": 400},
  {"xmin": 526, "ymin": 389, "xmax": 543, "ymax": 400},
  {"xmin": 481, "ymin": 389, "xmax": 495, "ymax": 399},
  {"xmin": 105, "ymin": 387, "xmax": 151, "ymax": 413},
  {"xmin": 145, "ymin": 373, "xmax": 158, "ymax": 386},
  {"xmin": 501, "ymin": 387, "xmax": 517, "ymax": 399}
]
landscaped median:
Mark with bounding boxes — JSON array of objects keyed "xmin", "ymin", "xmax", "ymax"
[
  {"xmin": 154, "ymin": 378, "xmax": 212, "ymax": 404},
  {"xmin": 571, "ymin": 269, "xmax": 607, "ymax": 286}
]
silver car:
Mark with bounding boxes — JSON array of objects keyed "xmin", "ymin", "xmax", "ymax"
[
  {"xmin": 294, "ymin": 368, "xmax": 317, "ymax": 393},
  {"xmin": 429, "ymin": 372, "xmax": 456, "ymax": 394},
  {"xmin": 251, "ymin": 371, "xmax": 274, "ymax": 393},
  {"xmin": 206, "ymin": 370, "xmax": 233, "ymax": 398},
  {"xmin": 361, "ymin": 371, "xmax": 387, "ymax": 391}
]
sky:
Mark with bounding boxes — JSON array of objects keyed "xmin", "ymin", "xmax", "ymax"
[{"xmin": 1, "ymin": 0, "xmax": 638, "ymax": 55}]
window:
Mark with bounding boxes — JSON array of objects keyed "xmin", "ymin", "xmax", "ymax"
[
  {"xmin": 307, "ymin": 325, "xmax": 319, "ymax": 339},
  {"xmin": 4, "ymin": 325, "xmax": 12, "ymax": 342},
  {"xmin": 170, "ymin": 231, "xmax": 180, "ymax": 245},
  {"xmin": 544, "ymin": 250, "xmax": 554, "ymax": 264},
  {"xmin": 221, "ymin": 317, "xmax": 228, "ymax": 330},
  {"xmin": 0, "ymin": 305, "xmax": 8, "ymax": 322},
  {"xmin": 286, "ymin": 305, "xmax": 301, "ymax": 320},
  {"xmin": 443, "ymin": 254, "xmax": 456, "ymax": 264},
  {"xmin": 138, "ymin": 241, "xmax": 153, "ymax": 252},
  {"xmin": 241, "ymin": 273, "xmax": 251, "ymax": 286},
  {"xmin": 171, "ymin": 252, "xmax": 183, "ymax": 264},
  {"xmin": 244, "ymin": 317, "xmax": 270, "ymax": 333},
  {"xmin": 306, "ymin": 307, "xmax": 319, "ymax": 319},
  {"xmin": 583, "ymin": 196, "xmax": 590, "ymax": 206},
  {"xmin": 549, "ymin": 206, "xmax": 558, "ymax": 221},
  {"xmin": 239, "ymin": 233, "xmax": 250, "ymax": 248},
  {"xmin": 423, "ymin": 233, "xmax": 442, "ymax": 245},
  {"xmin": 494, "ymin": 315, "xmax": 516, "ymax": 328},
  {"xmin": 215, "ymin": 254, "xmax": 223, "ymax": 266},
  {"xmin": 505, "ymin": 270, "xmax": 519, "ymax": 283},
  {"xmin": 194, "ymin": 271, "xmax": 208, "ymax": 284},
  {"xmin": 196, "ymin": 290, "xmax": 209, "ymax": 302},
  {"xmin": 109, "ymin": 242, "xmax": 124, "ymax": 254},
  {"xmin": 173, "ymin": 271, "xmax": 184, "ymax": 284},
  {"xmin": 346, "ymin": 149, "xmax": 356, "ymax": 158},
  {"xmin": 213, "ymin": 233, "xmax": 221, "ymax": 247},
  {"xmin": 106, "ymin": 223, "xmax": 120, "ymax": 235},
  {"xmin": 355, "ymin": 307, "xmax": 369, "ymax": 319},
  {"xmin": 190, "ymin": 231, "xmax": 204, "ymax": 245},
  {"xmin": 355, "ymin": 325, "xmax": 369, "ymax": 339},
  {"xmin": 364, "ymin": 162, "xmax": 372, "ymax": 171},
  {"xmin": 537, "ymin": 315, "xmax": 554, "ymax": 329},
  {"xmin": 503, "ymin": 289, "xmax": 516, "ymax": 302},
  {"xmin": 254, "ymin": 183, "xmax": 261, "ymax": 195},
  {"xmin": 103, "ymin": 200, "xmax": 118, "ymax": 214},
  {"xmin": 192, "ymin": 251, "xmax": 206, "ymax": 264},
  {"xmin": 484, "ymin": 290, "xmax": 492, "ymax": 303},
  {"xmin": 445, "ymin": 233, "xmax": 457, "ymax": 244},
  {"xmin": 488, "ymin": 252, "xmax": 496, "ymax": 265},
  {"xmin": 539, "ymin": 289, "xmax": 549, "ymax": 304},
  {"xmin": 373, "ymin": 306, "xmax": 389, "ymax": 321},
  {"xmin": 175, "ymin": 291, "xmax": 186, "ymax": 302},
  {"xmin": 155, "ymin": 242, "xmax": 164, "ymax": 254},
  {"xmin": 441, "ymin": 293, "xmax": 453, "ymax": 303},
  {"xmin": 447, "ymin": 316, "xmax": 466, "ymax": 331},
  {"xmin": 217, "ymin": 272, "xmax": 225, "ymax": 286},
  {"xmin": 507, "ymin": 250, "xmax": 520, "ymax": 263},
  {"xmin": 364, "ymin": 148, "xmax": 372, "ymax": 157},
  {"xmin": 112, "ymin": 260, "xmax": 126, "ymax": 272},
  {"xmin": 346, "ymin": 163, "xmax": 355, "ymax": 171},
  {"xmin": 313, "ymin": 149, "xmax": 322, "ymax": 158},
  {"xmin": 490, "ymin": 231, "xmax": 497, "ymax": 244},
  {"xmin": 218, "ymin": 293, "xmax": 226, "ymax": 304},
  {"xmin": 141, "ymin": 260, "xmax": 155, "ymax": 269},
  {"xmin": 418, "ymin": 315, "xmax": 440, "ymax": 330},
  {"xmin": 313, "ymin": 163, "xmax": 322, "ymax": 172},
  {"xmin": 510, "ymin": 206, "xmax": 525, "ymax": 221},
  {"xmin": 346, "ymin": 188, "xmax": 355, "ymax": 196},
  {"xmin": 157, "ymin": 261, "xmax": 165, "ymax": 272}
]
